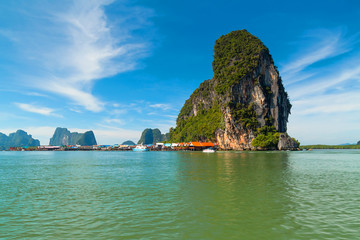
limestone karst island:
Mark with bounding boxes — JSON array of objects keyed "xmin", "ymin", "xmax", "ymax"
[
  {"xmin": 1, "ymin": 30, "xmax": 300, "ymax": 151},
  {"xmin": 169, "ymin": 30, "xmax": 299, "ymax": 150}
]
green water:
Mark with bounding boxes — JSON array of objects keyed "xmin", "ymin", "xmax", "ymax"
[{"xmin": 0, "ymin": 150, "xmax": 359, "ymax": 239}]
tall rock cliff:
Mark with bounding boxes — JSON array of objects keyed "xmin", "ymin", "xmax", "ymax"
[
  {"xmin": 138, "ymin": 128, "xmax": 169, "ymax": 145},
  {"xmin": 170, "ymin": 30, "xmax": 298, "ymax": 150},
  {"xmin": 49, "ymin": 127, "xmax": 97, "ymax": 146},
  {"xmin": 0, "ymin": 130, "xmax": 40, "ymax": 150}
]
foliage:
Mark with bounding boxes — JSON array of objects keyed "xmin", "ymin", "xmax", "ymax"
[
  {"xmin": 300, "ymin": 145, "xmax": 360, "ymax": 149},
  {"xmin": 292, "ymin": 138, "xmax": 300, "ymax": 147},
  {"xmin": 177, "ymin": 80, "xmax": 213, "ymax": 124},
  {"xmin": 170, "ymin": 104, "xmax": 224, "ymax": 142},
  {"xmin": 212, "ymin": 30, "xmax": 268, "ymax": 94},
  {"xmin": 251, "ymin": 126, "xmax": 280, "ymax": 148},
  {"xmin": 229, "ymin": 102, "xmax": 259, "ymax": 131},
  {"xmin": 357, "ymin": 140, "xmax": 360, "ymax": 145}
]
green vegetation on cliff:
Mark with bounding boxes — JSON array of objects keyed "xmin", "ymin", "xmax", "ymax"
[
  {"xmin": 170, "ymin": 104, "xmax": 224, "ymax": 142},
  {"xmin": 300, "ymin": 145, "xmax": 360, "ymax": 149},
  {"xmin": 177, "ymin": 80, "xmax": 214, "ymax": 123},
  {"xmin": 251, "ymin": 126, "xmax": 280, "ymax": 148},
  {"xmin": 229, "ymin": 102, "xmax": 259, "ymax": 131},
  {"xmin": 213, "ymin": 30, "xmax": 268, "ymax": 94},
  {"xmin": 251, "ymin": 126, "xmax": 300, "ymax": 149}
]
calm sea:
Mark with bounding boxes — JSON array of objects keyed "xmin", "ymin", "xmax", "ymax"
[{"xmin": 0, "ymin": 150, "xmax": 359, "ymax": 239}]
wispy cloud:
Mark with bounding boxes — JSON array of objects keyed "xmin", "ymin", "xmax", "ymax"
[
  {"xmin": 281, "ymin": 28, "xmax": 352, "ymax": 84},
  {"xmin": 26, "ymin": 92, "xmax": 49, "ymax": 98},
  {"xmin": 0, "ymin": 112, "xmax": 31, "ymax": 121},
  {"xmin": 0, "ymin": 29, "xmax": 19, "ymax": 42},
  {"xmin": 289, "ymin": 61, "xmax": 360, "ymax": 99},
  {"xmin": 293, "ymin": 91, "xmax": 360, "ymax": 115},
  {"xmin": 149, "ymin": 103, "xmax": 172, "ymax": 110},
  {"xmin": 103, "ymin": 118, "xmax": 124, "ymax": 125},
  {"xmin": 15, "ymin": 103, "xmax": 62, "ymax": 117},
  {"xmin": 281, "ymin": 28, "xmax": 360, "ymax": 144},
  {"xmin": 7, "ymin": 0, "xmax": 153, "ymax": 112},
  {"xmin": 72, "ymin": 126, "xmax": 141, "ymax": 144}
]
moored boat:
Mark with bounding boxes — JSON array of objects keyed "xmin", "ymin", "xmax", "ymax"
[
  {"xmin": 133, "ymin": 144, "xmax": 149, "ymax": 152},
  {"xmin": 203, "ymin": 148, "xmax": 216, "ymax": 153}
]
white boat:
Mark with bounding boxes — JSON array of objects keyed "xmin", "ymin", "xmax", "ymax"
[
  {"xmin": 133, "ymin": 144, "xmax": 149, "ymax": 152},
  {"xmin": 203, "ymin": 148, "xmax": 216, "ymax": 153}
]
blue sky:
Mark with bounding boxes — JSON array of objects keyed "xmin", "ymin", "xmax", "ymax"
[{"xmin": 0, "ymin": 0, "xmax": 359, "ymax": 145}]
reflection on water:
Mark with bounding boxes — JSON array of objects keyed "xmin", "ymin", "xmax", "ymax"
[
  {"xmin": 175, "ymin": 151, "xmax": 292, "ymax": 239},
  {"xmin": 0, "ymin": 150, "xmax": 359, "ymax": 239}
]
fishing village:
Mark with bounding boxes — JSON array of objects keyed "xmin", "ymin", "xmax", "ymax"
[{"xmin": 8, "ymin": 142, "xmax": 216, "ymax": 152}]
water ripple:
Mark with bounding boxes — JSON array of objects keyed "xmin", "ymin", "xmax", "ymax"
[{"xmin": 0, "ymin": 150, "xmax": 359, "ymax": 239}]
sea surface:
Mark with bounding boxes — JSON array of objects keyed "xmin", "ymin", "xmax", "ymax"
[{"xmin": 0, "ymin": 150, "xmax": 359, "ymax": 239}]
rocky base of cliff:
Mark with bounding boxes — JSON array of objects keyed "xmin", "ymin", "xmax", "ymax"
[{"xmin": 277, "ymin": 133, "xmax": 300, "ymax": 151}]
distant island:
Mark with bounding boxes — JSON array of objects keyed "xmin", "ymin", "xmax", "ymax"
[
  {"xmin": 138, "ymin": 128, "xmax": 169, "ymax": 145},
  {"xmin": 49, "ymin": 127, "xmax": 97, "ymax": 146},
  {"xmin": 169, "ymin": 30, "xmax": 298, "ymax": 150},
  {"xmin": 0, "ymin": 130, "xmax": 40, "ymax": 150},
  {"xmin": 300, "ymin": 144, "xmax": 360, "ymax": 150},
  {"xmin": 122, "ymin": 140, "xmax": 136, "ymax": 146}
]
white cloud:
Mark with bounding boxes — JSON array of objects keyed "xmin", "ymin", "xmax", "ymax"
[
  {"xmin": 149, "ymin": 103, "xmax": 171, "ymax": 110},
  {"xmin": 0, "ymin": 112, "xmax": 30, "ymax": 121},
  {"xmin": 26, "ymin": 92, "xmax": 49, "ymax": 98},
  {"xmin": 69, "ymin": 107, "xmax": 83, "ymax": 113},
  {"xmin": 289, "ymin": 63, "xmax": 360, "ymax": 99},
  {"xmin": 9, "ymin": 0, "xmax": 152, "ymax": 112},
  {"xmin": 293, "ymin": 91, "xmax": 360, "ymax": 115},
  {"xmin": 0, "ymin": 29, "xmax": 19, "ymax": 42},
  {"xmin": 103, "ymin": 118, "xmax": 124, "ymax": 125},
  {"xmin": 164, "ymin": 115, "xmax": 178, "ymax": 119},
  {"xmin": 281, "ymin": 28, "xmax": 351, "ymax": 84},
  {"xmin": 71, "ymin": 127, "xmax": 141, "ymax": 145},
  {"xmin": 280, "ymin": 28, "xmax": 360, "ymax": 144},
  {"xmin": 109, "ymin": 109, "xmax": 127, "ymax": 115},
  {"xmin": 15, "ymin": 103, "xmax": 62, "ymax": 117},
  {"xmin": 42, "ymin": 82, "xmax": 105, "ymax": 112}
]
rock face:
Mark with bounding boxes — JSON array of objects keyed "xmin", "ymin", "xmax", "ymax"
[
  {"xmin": 277, "ymin": 133, "xmax": 299, "ymax": 151},
  {"xmin": 138, "ymin": 128, "xmax": 169, "ymax": 145},
  {"xmin": 49, "ymin": 127, "xmax": 97, "ymax": 146},
  {"xmin": 170, "ymin": 30, "xmax": 298, "ymax": 150},
  {"xmin": 0, "ymin": 130, "xmax": 40, "ymax": 150}
]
